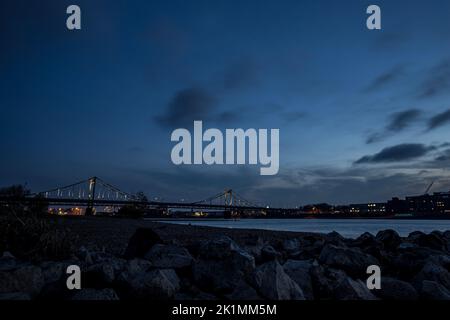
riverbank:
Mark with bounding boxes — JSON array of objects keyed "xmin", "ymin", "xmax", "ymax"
[{"xmin": 2, "ymin": 216, "xmax": 450, "ymax": 300}]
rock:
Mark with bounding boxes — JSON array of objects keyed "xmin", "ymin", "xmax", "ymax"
[
  {"xmin": 251, "ymin": 260, "xmax": 305, "ymax": 300},
  {"xmin": 144, "ymin": 244, "xmax": 193, "ymax": 269},
  {"xmin": 71, "ymin": 288, "xmax": 119, "ymax": 300},
  {"xmin": 281, "ymin": 239, "xmax": 300, "ymax": 254},
  {"xmin": 260, "ymin": 245, "xmax": 282, "ymax": 262},
  {"xmin": 0, "ymin": 265, "xmax": 44, "ymax": 296},
  {"xmin": 124, "ymin": 228, "xmax": 162, "ymax": 259},
  {"xmin": 76, "ymin": 246, "xmax": 93, "ymax": 265},
  {"xmin": 310, "ymin": 263, "xmax": 334, "ymax": 299},
  {"xmin": 326, "ymin": 231, "xmax": 347, "ymax": 246},
  {"xmin": 0, "ymin": 292, "xmax": 31, "ymax": 300},
  {"xmin": 311, "ymin": 265, "xmax": 376, "ymax": 300},
  {"xmin": 431, "ymin": 255, "xmax": 450, "ymax": 269},
  {"xmin": 296, "ymin": 236, "xmax": 326, "ymax": 260},
  {"xmin": 351, "ymin": 233, "xmax": 385, "ymax": 261},
  {"xmin": 413, "ymin": 261, "xmax": 450, "ymax": 291},
  {"xmin": 227, "ymin": 279, "xmax": 262, "ymax": 300},
  {"xmin": 376, "ymin": 229, "xmax": 401, "ymax": 251},
  {"xmin": 120, "ymin": 268, "xmax": 180, "ymax": 299},
  {"xmin": 414, "ymin": 233, "xmax": 447, "ymax": 252},
  {"xmin": 115, "ymin": 258, "xmax": 152, "ymax": 291},
  {"xmin": 408, "ymin": 231, "xmax": 425, "ymax": 240},
  {"xmin": 0, "ymin": 251, "xmax": 17, "ymax": 272},
  {"xmin": 283, "ymin": 259, "xmax": 314, "ymax": 300},
  {"xmin": 193, "ymin": 237, "xmax": 255, "ymax": 293},
  {"xmin": 197, "ymin": 236, "xmax": 252, "ymax": 261},
  {"xmin": 85, "ymin": 263, "xmax": 115, "ymax": 287},
  {"xmin": 40, "ymin": 261, "xmax": 68, "ymax": 284},
  {"xmin": 333, "ymin": 274, "xmax": 377, "ymax": 300},
  {"xmin": 319, "ymin": 244, "xmax": 379, "ymax": 277},
  {"xmin": 123, "ymin": 258, "xmax": 152, "ymax": 275},
  {"xmin": 389, "ymin": 251, "xmax": 429, "ymax": 279},
  {"xmin": 84, "ymin": 257, "xmax": 126, "ymax": 287},
  {"xmin": 398, "ymin": 242, "xmax": 417, "ymax": 250},
  {"xmin": 420, "ymin": 280, "xmax": 450, "ymax": 300},
  {"xmin": 375, "ymin": 277, "xmax": 418, "ymax": 300},
  {"xmin": 352, "ymin": 232, "xmax": 378, "ymax": 247}
]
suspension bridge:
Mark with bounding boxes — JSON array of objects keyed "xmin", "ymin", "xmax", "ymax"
[{"xmin": 0, "ymin": 177, "xmax": 284, "ymax": 216}]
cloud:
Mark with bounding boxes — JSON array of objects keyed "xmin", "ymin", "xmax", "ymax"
[
  {"xmin": 386, "ymin": 109, "xmax": 422, "ymax": 131},
  {"xmin": 355, "ymin": 143, "xmax": 434, "ymax": 164},
  {"xmin": 434, "ymin": 148, "xmax": 450, "ymax": 162},
  {"xmin": 418, "ymin": 59, "xmax": 450, "ymax": 99},
  {"xmin": 366, "ymin": 109, "xmax": 422, "ymax": 144},
  {"xmin": 427, "ymin": 109, "xmax": 450, "ymax": 131},
  {"xmin": 365, "ymin": 65, "xmax": 405, "ymax": 92},
  {"xmin": 155, "ymin": 87, "xmax": 218, "ymax": 127},
  {"xmin": 223, "ymin": 59, "xmax": 259, "ymax": 91}
]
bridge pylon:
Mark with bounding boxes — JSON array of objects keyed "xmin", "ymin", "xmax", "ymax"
[{"xmin": 85, "ymin": 177, "xmax": 97, "ymax": 215}]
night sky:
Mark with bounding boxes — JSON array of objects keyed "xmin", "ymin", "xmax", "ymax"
[{"xmin": 1, "ymin": 0, "xmax": 450, "ymax": 207}]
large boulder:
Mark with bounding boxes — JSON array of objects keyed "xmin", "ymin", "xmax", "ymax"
[
  {"xmin": 413, "ymin": 261, "xmax": 450, "ymax": 292},
  {"xmin": 376, "ymin": 230, "xmax": 401, "ymax": 251},
  {"xmin": 389, "ymin": 246, "xmax": 441, "ymax": 279},
  {"xmin": 0, "ymin": 265, "xmax": 44, "ymax": 296},
  {"xmin": 311, "ymin": 265, "xmax": 376, "ymax": 300},
  {"xmin": 0, "ymin": 252, "xmax": 17, "ymax": 272},
  {"xmin": 124, "ymin": 228, "xmax": 162, "ymax": 259},
  {"xmin": 227, "ymin": 279, "xmax": 262, "ymax": 300},
  {"xmin": 76, "ymin": 246, "xmax": 93, "ymax": 265},
  {"xmin": 71, "ymin": 288, "xmax": 119, "ymax": 300},
  {"xmin": 122, "ymin": 258, "xmax": 152, "ymax": 275},
  {"xmin": 144, "ymin": 244, "xmax": 193, "ymax": 269},
  {"xmin": 333, "ymin": 274, "xmax": 377, "ymax": 300},
  {"xmin": 260, "ymin": 245, "xmax": 282, "ymax": 263},
  {"xmin": 352, "ymin": 233, "xmax": 378, "ymax": 247},
  {"xmin": 319, "ymin": 244, "xmax": 379, "ymax": 277},
  {"xmin": 251, "ymin": 260, "xmax": 305, "ymax": 300},
  {"xmin": 281, "ymin": 239, "xmax": 301, "ymax": 256},
  {"xmin": 84, "ymin": 258, "xmax": 126, "ymax": 287},
  {"xmin": 375, "ymin": 277, "xmax": 418, "ymax": 300},
  {"xmin": 40, "ymin": 262, "xmax": 65, "ymax": 284},
  {"xmin": 413, "ymin": 233, "xmax": 447, "ymax": 252},
  {"xmin": 420, "ymin": 280, "xmax": 450, "ymax": 300},
  {"xmin": 283, "ymin": 260, "xmax": 314, "ymax": 300},
  {"xmin": 193, "ymin": 237, "xmax": 255, "ymax": 293},
  {"xmin": 119, "ymin": 268, "xmax": 180, "ymax": 299},
  {"xmin": 326, "ymin": 232, "xmax": 347, "ymax": 246}
]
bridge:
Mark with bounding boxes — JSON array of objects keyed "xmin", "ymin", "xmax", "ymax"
[{"xmin": 0, "ymin": 177, "xmax": 286, "ymax": 216}]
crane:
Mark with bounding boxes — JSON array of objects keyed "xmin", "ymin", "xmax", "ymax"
[{"xmin": 424, "ymin": 181, "xmax": 435, "ymax": 195}]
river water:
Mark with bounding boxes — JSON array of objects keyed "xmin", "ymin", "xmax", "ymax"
[{"xmin": 159, "ymin": 218, "xmax": 450, "ymax": 238}]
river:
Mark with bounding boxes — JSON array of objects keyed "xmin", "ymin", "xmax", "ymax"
[{"xmin": 158, "ymin": 218, "xmax": 450, "ymax": 238}]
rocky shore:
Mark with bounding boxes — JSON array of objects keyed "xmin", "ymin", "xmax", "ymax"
[{"xmin": 2, "ymin": 219, "xmax": 450, "ymax": 300}]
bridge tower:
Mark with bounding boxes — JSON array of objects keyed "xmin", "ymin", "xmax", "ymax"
[
  {"xmin": 224, "ymin": 189, "xmax": 233, "ymax": 206},
  {"xmin": 85, "ymin": 176, "xmax": 97, "ymax": 216}
]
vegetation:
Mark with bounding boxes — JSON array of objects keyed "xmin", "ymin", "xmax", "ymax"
[
  {"xmin": 117, "ymin": 191, "xmax": 149, "ymax": 218},
  {"xmin": 0, "ymin": 184, "xmax": 74, "ymax": 261}
]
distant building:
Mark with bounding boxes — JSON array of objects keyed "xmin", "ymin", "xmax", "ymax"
[
  {"xmin": 349, "ymin": 203, "xmax": 387, "ymax": 215},
  {"xmin": 405, "ymin": 191, "xmax": 450, "ymax": 215},
  {"xmin": 386, "ymin": 197, "xmax": 409, "ymax": 214}
]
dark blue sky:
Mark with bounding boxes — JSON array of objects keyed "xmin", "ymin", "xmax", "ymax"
[{"xmin": 1, "ymin": 0, "xmax": 450, "ymax": 206}]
